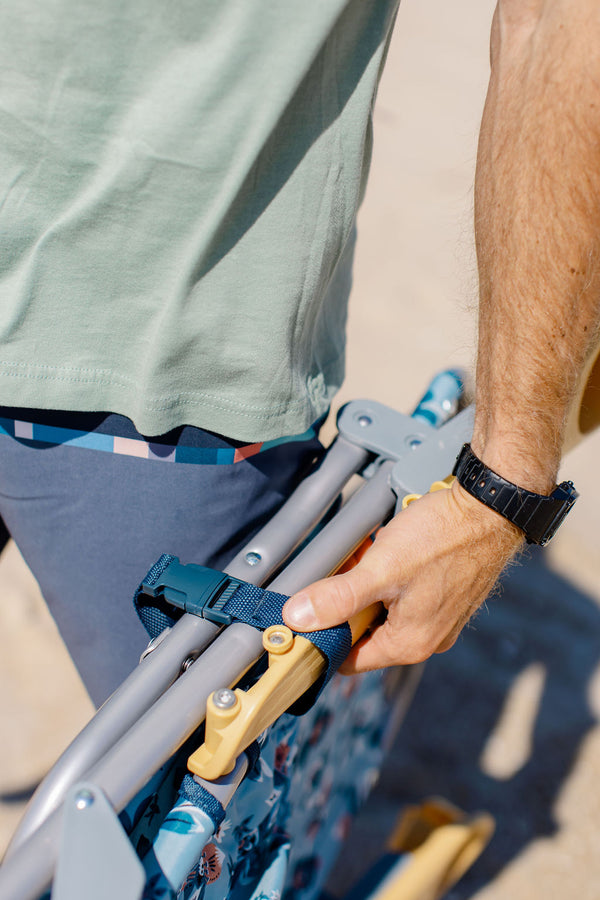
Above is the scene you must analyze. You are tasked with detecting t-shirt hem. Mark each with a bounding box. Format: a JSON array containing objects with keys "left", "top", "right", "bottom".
[{"left": 0, "top": 369, "right": 335, "bottom": 443}]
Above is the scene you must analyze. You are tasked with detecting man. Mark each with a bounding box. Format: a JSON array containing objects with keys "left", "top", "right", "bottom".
[
  {"left": 0, "top": 0, "right": 597, "bottom": 696},
  {"left": 1, "top": 0, "right": 597, "bottom": 895}
]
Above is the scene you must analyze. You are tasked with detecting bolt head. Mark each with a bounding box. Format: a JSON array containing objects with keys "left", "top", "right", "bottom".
[
  {"left": 245, "top": 551, "right": 262, "bottom": 567},
  {"left": 74, "top": 789, "right": 95, "bottom": 810},
  {"left": 182, "top": 655, "right": 197, "bottom": 672},
  {"left": 268, "top": 631, "right": 286, "bottom": 645},
  {"left": 357, "top": 415, "right": 372, "bottom": 427},
  {"left": 263, "top": 624, "right": 294, "bottom": 653},
  {"left": 213, "top": 688, "right": 238, "bottom": 710}
]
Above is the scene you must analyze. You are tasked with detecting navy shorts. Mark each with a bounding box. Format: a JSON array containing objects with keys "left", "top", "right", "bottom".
[{"left": 0, "top": 409, "right": 323, "bottom": 705}]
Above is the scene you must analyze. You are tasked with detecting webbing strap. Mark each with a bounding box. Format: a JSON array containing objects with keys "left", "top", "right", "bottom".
[
  {"left": 134, "top": 555, "right": 351, "bottom": 707},
  {"left": 177, "top": 775, "right": 226, "bottom": 831}
]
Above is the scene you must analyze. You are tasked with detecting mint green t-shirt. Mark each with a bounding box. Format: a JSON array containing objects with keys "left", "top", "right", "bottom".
[{"left": 0, "top": 0, "right": 398, "bottom": 440}]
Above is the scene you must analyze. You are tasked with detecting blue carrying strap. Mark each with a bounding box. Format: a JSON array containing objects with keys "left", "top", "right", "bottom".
[
  {"left": 134, "top": 555, "right": 352, "bottom": 711},
  {"left": 177, "top": 775, "right": 226, "bottom": 831}
]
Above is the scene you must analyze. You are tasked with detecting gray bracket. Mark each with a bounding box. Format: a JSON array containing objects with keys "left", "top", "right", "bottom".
[
  {"left": 338, "top": 398, "right": 474, "bottom": 499},
  {"left": 52, "top": 783, "right": 145, "bottom": 900},
  {"left": 337, "top": 399, "right": 435, "bottom": 461},
  {"left": 390, "top": 406, "right": 474, "bottom": 497}
]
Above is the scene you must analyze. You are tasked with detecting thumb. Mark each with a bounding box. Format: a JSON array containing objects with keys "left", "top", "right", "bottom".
[{"left": 282, "top": 564, "right": 380, "bottom": 632}]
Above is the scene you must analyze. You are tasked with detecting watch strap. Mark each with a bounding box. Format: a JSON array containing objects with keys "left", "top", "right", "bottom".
[{"left": 452, "top": 444, "right": 578, "bottom": 545}]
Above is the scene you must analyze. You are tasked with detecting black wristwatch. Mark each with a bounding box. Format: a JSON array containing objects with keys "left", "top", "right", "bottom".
[{"left": 452, "top": 443, "right": 578, "bottom": 546}]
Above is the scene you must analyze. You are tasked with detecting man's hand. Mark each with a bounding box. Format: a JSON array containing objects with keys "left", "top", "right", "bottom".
[{"left": 283, "top": 481, "right": 523, "bottom": 672}]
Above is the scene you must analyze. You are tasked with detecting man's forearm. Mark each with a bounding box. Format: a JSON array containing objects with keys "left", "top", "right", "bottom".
[
  {"left": 473, "top": 0, "right": 600, "bottom": 493},
  {"left": 283, "top": 0, "right": 600, "bottom": 669}
]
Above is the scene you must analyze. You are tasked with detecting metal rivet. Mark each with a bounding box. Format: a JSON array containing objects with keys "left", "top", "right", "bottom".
[
  {"left": 74, "top": 789, "right": 95, "bottom": 810},
  {"left": 245, "top": 551, "right": 262, "bottom": 567},
  {"left": 268, "top": 631, "right": 286, "bottom": 645},
  {"left": 213, "top": 688, "right": 237, "bottom": 710},
  {"left": 263, "top": 625, "right": 293, "bottom": 654},
  {"left": 357, "top": 415, "right": 372, "bottom": 427}
]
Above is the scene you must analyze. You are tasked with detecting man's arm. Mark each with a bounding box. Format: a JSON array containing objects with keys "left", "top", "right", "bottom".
[
  {"left": 473, "top": 0, "right": 600, "bottom": 491},
  {"left": 283, "top": 0, "right": 600, "bottom": 670}
]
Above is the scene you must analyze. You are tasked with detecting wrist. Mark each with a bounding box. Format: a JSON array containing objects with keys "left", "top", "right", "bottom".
[{"left": 470, "top": 427, "right": 560, "bottom": 495}]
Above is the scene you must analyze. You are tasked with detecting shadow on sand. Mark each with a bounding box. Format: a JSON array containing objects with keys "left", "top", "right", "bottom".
[{"left": 331, "top": 547, "right": 600, "bottom": 897}]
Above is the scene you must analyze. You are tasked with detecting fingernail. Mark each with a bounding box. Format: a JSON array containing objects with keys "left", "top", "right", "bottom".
[{"left": 284, "top": 592, "right": 318, "bottom": 630}]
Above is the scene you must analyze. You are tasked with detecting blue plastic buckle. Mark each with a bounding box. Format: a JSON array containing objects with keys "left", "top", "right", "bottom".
[{"left": 139, "top": 557, "right": 241, "bottom": 626}]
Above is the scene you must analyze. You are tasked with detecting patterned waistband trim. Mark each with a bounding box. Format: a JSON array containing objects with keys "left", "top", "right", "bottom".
[{"left": 0, "top": 417, "right": 317, "bottom": 465}]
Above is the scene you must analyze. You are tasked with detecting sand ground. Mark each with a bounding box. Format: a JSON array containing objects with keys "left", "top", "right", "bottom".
[{"left": 1, "top": 1, "right": 599, "bottom": 897}]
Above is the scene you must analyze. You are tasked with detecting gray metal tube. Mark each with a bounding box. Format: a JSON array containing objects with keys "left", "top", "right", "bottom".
[
  {"left": 225, "top": 436, "right": 370, "bottom": 583},
  {"left": 5, "top": 615, "right": 220, "bottom": 856},
  {"left": 272, "top": 460, "right": 398, "bottom": 593},
  {"left": 0, "top": 624, "right": 265, "bottom": 900},
  {"left": 88, "top": 468, "right": 396, "bottom": 814},
  {"left": 5, "top": 436, "right": 367, "bottom": 857}
]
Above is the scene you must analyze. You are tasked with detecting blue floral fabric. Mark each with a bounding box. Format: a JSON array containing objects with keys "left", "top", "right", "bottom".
[{"left": 123, "top": 668, "right": 397, "bottom": 900}]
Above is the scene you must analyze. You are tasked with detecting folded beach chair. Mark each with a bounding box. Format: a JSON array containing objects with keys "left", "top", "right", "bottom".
[{"left": 0, "top": 368, "right": 562, "bottom": 900}]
